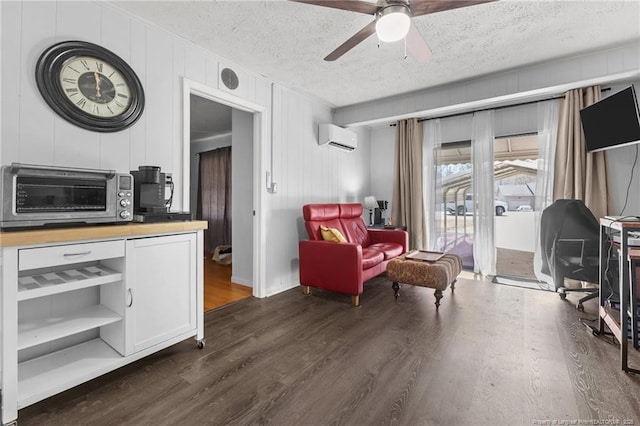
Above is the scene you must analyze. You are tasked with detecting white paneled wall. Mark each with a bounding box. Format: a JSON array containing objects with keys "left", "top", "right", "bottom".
[
  {"left": 369, "top": 126, "right": 396, "bottom": 216},
  {"left": 0, "top": 1, "right": 371, "bottom": 297},
  {"left": 0, "top": 1, "right": 269, "bottom": 213},
  {"left": 603, "top": 83, "right": 640, "bottom": 216},
  {"left": 265, "top": 85, "right": 371, "bottom": 295},
  {"left": 231, "top": 109, "right": 254, "bottom": 287}
]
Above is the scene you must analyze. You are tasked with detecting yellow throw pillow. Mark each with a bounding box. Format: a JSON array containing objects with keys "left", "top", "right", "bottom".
[{"left": 320, "top": 225, "right": 347, "bottom": 243}]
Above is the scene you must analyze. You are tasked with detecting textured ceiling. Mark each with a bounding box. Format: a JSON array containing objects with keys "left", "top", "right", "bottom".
[{"left": 112, "top": 0, "right": 640, "bottom": 108}]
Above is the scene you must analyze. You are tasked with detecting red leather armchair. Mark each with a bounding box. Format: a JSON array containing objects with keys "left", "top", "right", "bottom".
[{"left": 299, "top": 203, "right": 408, "bottom": 306}]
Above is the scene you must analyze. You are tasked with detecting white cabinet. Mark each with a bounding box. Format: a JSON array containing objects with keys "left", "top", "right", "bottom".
[
  {"left": 1, "top": 225, "right": 205, "bottom": 425},
  {"left": 125, "top": 234, "right": 197, "bottom": 354}
]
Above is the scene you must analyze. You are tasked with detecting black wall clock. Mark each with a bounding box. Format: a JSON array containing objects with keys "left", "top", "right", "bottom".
[{"left": 35, "top": 40, "right": 145, "bottom": 133}]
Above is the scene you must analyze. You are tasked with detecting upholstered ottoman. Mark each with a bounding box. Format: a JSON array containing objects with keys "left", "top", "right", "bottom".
[{"left": 386, "top": 253, "right": 463, "bottom": 309}]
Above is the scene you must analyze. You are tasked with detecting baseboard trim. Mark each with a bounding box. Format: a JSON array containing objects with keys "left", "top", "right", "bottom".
[
  {"left": 265, "top": 282, "right": 299, "bottom": 298},
  {"left": 231, "top": 275, "right": 253, "bottom": 287}
]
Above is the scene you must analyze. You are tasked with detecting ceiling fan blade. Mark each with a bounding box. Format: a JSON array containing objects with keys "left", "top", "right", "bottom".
[
  {"left": 324, "top": 20, "right": 377, "bottom": 61},
  {"left": 409, "top": 0, "right": 497, "bottom": 17},
  {"left": 406, "top": 22, "right": 432, "bottom": 63},
  {"left": 291, "top": 0, "right": 380, "bottom": 15}
]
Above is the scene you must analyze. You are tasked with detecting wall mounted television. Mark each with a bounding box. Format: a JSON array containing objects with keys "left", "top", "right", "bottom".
[{"left": 580, "top": 85, "right": 640, "bottom": 153}]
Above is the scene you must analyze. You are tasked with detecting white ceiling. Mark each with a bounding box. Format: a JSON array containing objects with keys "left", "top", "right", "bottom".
[
  {"left": 112, "top": 0, "right": 640, "bottom": 109},
  {"left": 190, "top": 94, "right": 232, "bottom": 141}
]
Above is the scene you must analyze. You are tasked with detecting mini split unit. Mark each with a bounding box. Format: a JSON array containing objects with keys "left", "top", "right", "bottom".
[{"left": 318, "top": 124, "right": 357, "bottom": 152}]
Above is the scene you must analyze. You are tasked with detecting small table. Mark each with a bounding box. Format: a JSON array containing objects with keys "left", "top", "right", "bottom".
[
  {"left": 368, "top": 224, "right": 408, "bottom": 231},
  {"left": 386, "top": 252, "right": 463, "bottom": 309},
  {"left": 598, "top": 218, "right": 640, "bottom": 374}
]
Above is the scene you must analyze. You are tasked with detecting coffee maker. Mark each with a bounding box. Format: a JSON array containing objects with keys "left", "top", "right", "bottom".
[
  {"left": 131, "top": 166, "right": 168, "bottom": 213},
  {"left": 130, "top": 166, "right": 190, "bottom": 222}
]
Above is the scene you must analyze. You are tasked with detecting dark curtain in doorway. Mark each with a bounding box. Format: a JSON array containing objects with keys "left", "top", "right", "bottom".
[{"left": 198, "top": 146, "right": 232, "bottom": 253}]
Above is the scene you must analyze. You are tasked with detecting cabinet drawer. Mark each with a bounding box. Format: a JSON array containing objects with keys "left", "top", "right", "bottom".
[{"left": 19, "top": 240, "right": 125, "bottom": 271}]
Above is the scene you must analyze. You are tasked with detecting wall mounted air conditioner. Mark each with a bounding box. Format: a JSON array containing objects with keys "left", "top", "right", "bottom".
[{"left": 318, "top": 124, "right": 357, "bottom": 152}]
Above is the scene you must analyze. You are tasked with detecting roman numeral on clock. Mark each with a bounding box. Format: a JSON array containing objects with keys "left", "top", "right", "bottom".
[
  {"left": 96, "top": 62, "right": 103, "bottom": 73},
  {"left": 80, "top": 60, "right": 90, "bottom": 71},
  {"left": 63, "top": 77, "right": 76, "bottom": 84},
  {"left": 76, "top": 98, "right": 87, "bottom": 109},
  {"left": 65, "top": 88, "right": 78, "bottom": 96}
]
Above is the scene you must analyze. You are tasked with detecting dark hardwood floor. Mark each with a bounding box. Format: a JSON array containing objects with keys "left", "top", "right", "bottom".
[{"left": 18, "top": 275, "right": 640, "bottom": 425}]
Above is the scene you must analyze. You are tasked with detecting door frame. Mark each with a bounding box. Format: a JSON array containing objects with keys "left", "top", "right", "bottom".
[{"left": 182, "top": 78, "right": 267, "bottom": 298}]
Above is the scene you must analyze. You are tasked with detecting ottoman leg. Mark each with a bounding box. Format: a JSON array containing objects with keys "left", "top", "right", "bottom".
[
  {"left": 434, "top": 289, "right": 443, "bottom": 310},
  {"left": 392, "top": 281, "right": 400, "bottom": 299},
  {"left": 451, "top": 279, "right": 456, "bottom": 292}
]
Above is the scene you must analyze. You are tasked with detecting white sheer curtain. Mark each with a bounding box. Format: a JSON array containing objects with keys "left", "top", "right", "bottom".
[
  {"left": 471, "top": 110, "right": 496, "bottom": 276},
  {"left": 423, "top": 118, "right": 442, "bottom": 251},
  {"left": 533, "top": 99, "right": 560, "bottom": 288}
]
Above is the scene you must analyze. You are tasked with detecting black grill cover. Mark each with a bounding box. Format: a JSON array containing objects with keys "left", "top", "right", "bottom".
[{"left": 540, "top": 199, "right": 600, "bottom": 290}]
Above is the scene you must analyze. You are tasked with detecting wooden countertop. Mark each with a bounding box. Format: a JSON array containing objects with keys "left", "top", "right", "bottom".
[
  {"left": 600, "top": 217, "right": 640, "bottom": 230},
  {"left": 0, "top": 221, "right": 208, "bottom": 248}
]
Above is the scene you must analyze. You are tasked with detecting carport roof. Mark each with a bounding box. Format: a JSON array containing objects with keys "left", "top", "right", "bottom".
[
  {"left": 440, "top": 160, "right": 538, "bottom": 201},
  {"left": 439, "top": 135, "right": 539, "bottom": 164}
]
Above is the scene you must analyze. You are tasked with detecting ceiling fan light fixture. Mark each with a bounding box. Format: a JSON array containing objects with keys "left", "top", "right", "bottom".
[{"left": 375, "top": 5, "right": 411, "bottom": 43}]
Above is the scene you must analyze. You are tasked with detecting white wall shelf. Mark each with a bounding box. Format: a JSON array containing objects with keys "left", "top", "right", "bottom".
[
  {"left": 17, "top": 265, "right": 122, "bottom": 301},
  {"left": 17, "top": 305, "right": 122, "bottom": 351}
]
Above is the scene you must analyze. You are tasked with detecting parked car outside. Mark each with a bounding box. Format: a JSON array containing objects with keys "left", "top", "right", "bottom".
[
  {"left": 446, "top": 194, "right": 508, "bottom": 216},
  {"left": 516, "top": 205, "right": 533, "bottom": 212}
]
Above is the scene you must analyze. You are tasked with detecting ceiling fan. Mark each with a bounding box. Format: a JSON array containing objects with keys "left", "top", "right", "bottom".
[{"left": 293, "top": 0, "right": 496, "bottom": 62}]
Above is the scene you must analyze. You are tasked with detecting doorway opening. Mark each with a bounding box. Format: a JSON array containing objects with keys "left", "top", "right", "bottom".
[
  {"left": 183, "top": 79, "right": 266, "bottom": 312},
  {"left": 434, "top": 134, "right": 542, "bottom": 288},
  {"left": 492, "top": 134, "right": 541, "bottom": 289}
]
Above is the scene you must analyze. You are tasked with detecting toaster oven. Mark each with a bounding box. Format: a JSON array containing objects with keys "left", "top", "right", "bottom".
[{"left": 0, "top": 163, "right": 133, "bottom": 229}]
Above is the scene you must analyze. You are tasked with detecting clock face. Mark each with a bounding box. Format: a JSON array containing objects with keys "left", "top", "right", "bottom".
[
  {"left": 59, "top": 56, "right": 132, "bottom": 118},
  {"left": 36, "top": 41, "right": 145, "bottom": 133}
]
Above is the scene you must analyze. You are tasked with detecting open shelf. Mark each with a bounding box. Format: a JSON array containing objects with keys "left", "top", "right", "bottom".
[
  {"left": 17, "top": 305, "right": 122, "bottom": 351},
  {"left": 17, "top": 338, "right": 123, "bottom": 408},
  {"left": 17, "top": 265, "right": 122, "bottom": 301}
]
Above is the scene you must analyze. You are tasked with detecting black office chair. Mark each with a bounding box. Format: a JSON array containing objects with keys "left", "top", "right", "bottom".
[{"left": 540, "top": 199, "right": 601, "bottom": 311}]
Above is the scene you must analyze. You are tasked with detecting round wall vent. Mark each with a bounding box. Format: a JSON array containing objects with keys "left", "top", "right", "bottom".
[{"left": 221, "top": 68, "right": 239, "bottom": 90}]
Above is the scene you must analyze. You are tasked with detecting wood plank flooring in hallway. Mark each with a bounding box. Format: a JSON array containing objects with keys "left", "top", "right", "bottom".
[
  {"left": 18, "top": 275, "right": 640, "bottom": 425},
  {"left": 204, "top": 255, "right": 252, "bottom": 311}
]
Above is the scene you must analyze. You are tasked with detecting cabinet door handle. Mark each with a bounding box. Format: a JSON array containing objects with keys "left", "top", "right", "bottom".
[
  {"left": 127, "top": 288, "right": 133, "bottom": 307},
  {"left": 63, "top": 251, "right": 92, "bottom": 258}
]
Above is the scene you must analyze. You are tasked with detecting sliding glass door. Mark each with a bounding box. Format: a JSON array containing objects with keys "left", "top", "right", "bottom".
[
  {"left": 492, "top": 135, "right": 540, "bottom": 286},
  {"left": 433, "top": 135, "right": 539, "bottom": 280},
  {"left": 434, "top": 141, "right": 475, "bottom": 269}
]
